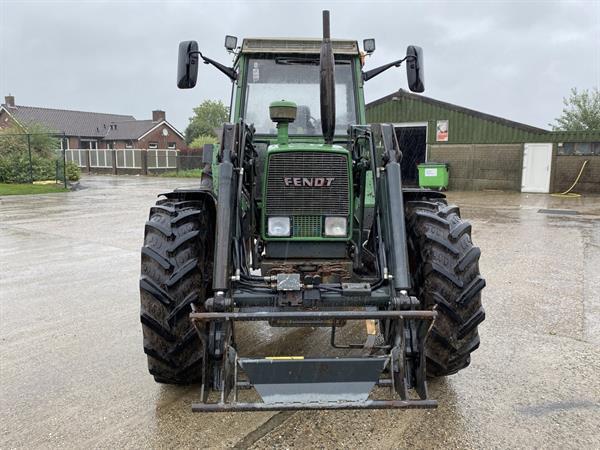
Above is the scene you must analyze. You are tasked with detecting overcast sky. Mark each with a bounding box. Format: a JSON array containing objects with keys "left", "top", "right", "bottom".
[{"left": 1, "top": 0, "right": 599, "bottom": 132}]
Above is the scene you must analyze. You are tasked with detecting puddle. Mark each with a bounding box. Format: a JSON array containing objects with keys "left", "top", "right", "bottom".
[{"left": 537, "top": 209, "right": 580, "bottom": 215}]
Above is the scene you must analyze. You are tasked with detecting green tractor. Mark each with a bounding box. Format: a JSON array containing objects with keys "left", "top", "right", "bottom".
[{"left": 140, "top": 11, "right": 485, "bottom": 411}]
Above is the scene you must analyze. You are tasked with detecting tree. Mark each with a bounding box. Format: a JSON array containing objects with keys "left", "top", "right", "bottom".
[
  {"left": 551, "top": 87, "right": 600, "bottom": 131},
  {"left": 185, "top": 100, "right": 229, "bottom": 144},
  {"left": 189, "top": 134, "right": 218, "bottom": 149},
  {"left": 0, "top": 123, "right": 59, "bottom": 158}
]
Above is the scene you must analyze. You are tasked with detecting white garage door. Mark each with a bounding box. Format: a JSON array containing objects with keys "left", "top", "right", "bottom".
[{"left": 521, "top": 143, "right": 553, "bottom": 193}]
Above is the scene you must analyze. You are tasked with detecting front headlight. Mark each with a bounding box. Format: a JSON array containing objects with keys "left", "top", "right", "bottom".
[
  {"left": 267, "top": 216, "right": 291, "bottom": 237},
  {"left": 324, "top": 216, "right": 347, "bottom": 237}
]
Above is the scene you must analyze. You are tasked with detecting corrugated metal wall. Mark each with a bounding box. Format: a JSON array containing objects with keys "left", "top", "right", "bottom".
[
  {"left": 366, "top": 92, "right": 600, "bottom": 145},
  {"left": 366, "top": 93, "right": 549, "bottom": 144},
  {"left": 547, "top": 130, "right": 600, "bottom": 142}
]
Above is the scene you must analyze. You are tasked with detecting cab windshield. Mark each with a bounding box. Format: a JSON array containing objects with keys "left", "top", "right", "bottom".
[{"left": 243, "top": 55, "right": 357, "bottom": 136}]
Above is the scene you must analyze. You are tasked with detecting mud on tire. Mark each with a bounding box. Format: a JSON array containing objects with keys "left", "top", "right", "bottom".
[
  {"left": 406, "top": 198, "right": 486, "bottom": 377},
  {"left": 140, "top": 196, "right": 214, "bottom": 384}
]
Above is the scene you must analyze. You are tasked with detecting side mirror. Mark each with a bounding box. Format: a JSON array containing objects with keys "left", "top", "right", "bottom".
[
  {"left": 406, "top": 45, "right": 424, "bottom": 93},
  {"left": 177, "top": 40, "right": 199, "bottom": 89}
]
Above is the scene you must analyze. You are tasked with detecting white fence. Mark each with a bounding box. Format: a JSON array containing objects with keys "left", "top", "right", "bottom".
[
  {"left": 64, "top": 149, "right": 180, "bottom": 171},
  {"left": 65, "top": 149, "right": 88, "bottom": 168},
  {"left": 116, "top": 149, "right": 143, "bottom": 169},
  {"left": 89, "top": 149, "right": 113, "bottom": 168},
  {"left": 147, "top": 149, "right": 178, "bottom": 169}
]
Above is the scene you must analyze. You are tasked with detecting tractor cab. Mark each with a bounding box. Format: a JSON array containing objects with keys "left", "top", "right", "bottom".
[{"left": 233, "top": 39, "right": 363, "bottom": 139}]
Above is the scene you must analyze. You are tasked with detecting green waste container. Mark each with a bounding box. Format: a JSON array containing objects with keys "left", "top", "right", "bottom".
[{"left": 418, "top": 162, "right": 449, "bottom": 190}]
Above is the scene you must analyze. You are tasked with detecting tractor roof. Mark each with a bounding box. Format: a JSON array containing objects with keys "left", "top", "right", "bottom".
[{"left": 240, "top": 38, "right": 360, "bottom": 55}]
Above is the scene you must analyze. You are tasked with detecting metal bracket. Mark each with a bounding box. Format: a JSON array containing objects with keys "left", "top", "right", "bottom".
[
  {"left": 341, "top": 282, "right": 371, "bottom": 296},
  {"left": 276, "top": 273, "right": 301, "bottom": 291},
  {"left": 204, "top": 293, "right": 233, "bottom": 312}
]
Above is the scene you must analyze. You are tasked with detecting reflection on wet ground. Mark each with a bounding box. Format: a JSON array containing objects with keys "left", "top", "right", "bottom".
[{"left": 1, "top": 176, "right": 599, "bottom": 448}]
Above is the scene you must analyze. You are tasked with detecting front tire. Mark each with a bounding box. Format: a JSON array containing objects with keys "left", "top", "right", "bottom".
[
  {"left": 140, "top": 196, "right": 214, "bottom": 384},
  {"left": 406, "top": 198, "right": 486, "bottom": 377}
]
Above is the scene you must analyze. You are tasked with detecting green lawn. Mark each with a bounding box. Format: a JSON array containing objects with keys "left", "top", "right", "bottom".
[
  {"left": 0, "top": 183, "right": 69, "bottom": 196},
  {"left": 158, "top": 169, "right": 203, "bottom": 178}
]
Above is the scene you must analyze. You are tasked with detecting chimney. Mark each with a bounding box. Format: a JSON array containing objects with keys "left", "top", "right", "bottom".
[
  {"left": 152, "top": 110, "right": 166, "bottom": 122},
  {"left": 5, "top": 95, "right": 15, "bottom": 107}
]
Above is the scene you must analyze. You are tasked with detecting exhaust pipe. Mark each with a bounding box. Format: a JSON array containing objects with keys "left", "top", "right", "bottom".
[{"left": 320, "top": 10, "right": 335, "bottom": 145}]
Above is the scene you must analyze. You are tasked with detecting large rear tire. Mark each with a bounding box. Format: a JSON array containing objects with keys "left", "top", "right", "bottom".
[
  {"left": 140, "top": 196, "right": 214, "bottom": 384},
  {"left": 406, "top": 198, "right": 486, "bottom": 377}
]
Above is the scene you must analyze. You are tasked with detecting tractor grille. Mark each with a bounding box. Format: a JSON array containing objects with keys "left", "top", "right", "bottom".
[
  {"left": 292, "top": 216, "right": 322, "bottom": 237},
  {"left": 265, "top": 152, "right": 350, "bottom": 216}
]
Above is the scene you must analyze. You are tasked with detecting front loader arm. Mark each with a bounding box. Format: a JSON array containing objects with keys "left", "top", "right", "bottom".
[
  {"left": 212, "top": 123, "right": 237, "bottom": 294},
  {"left": 372, "top": 124, "right": 412, "bottom": 291}
]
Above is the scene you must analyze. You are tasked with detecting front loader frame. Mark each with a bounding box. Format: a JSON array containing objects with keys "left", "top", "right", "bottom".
[
  {"left": 190, "top": 309, "right": 437, "bottom": 411},
  {"left": 186, "top": 121, "right": 441, "bottom": 411}
]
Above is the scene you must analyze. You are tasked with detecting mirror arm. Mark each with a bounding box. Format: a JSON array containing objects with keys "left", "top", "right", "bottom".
[
  {"left": 362, "top": 56, "right": 412, "bottom": 81},
  {"left": 191, "top": 51, "right": 238, "bottom": 81}
]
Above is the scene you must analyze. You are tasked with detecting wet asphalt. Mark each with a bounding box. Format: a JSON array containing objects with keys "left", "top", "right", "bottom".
[{"left": 1, "top": 175, "right": 599, "bottom": 449}]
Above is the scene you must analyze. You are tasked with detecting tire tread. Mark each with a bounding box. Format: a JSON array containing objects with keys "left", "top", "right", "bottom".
[
  {"left": 140, "top": 196, "right": 214, "bottom": 384},
  {"left": 406, "top": 199, "right": 485, "bottom": 377}
]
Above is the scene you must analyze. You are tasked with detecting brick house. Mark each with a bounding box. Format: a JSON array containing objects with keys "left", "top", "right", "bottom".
[
  {"left": 102, "top": 110, "right": 185, "bottom": 150},
  {"left": 0, "top": 95, "right": 185, "bottom": 149},
  {"left": 0, "top": 95, "right": 187, "bottom": 173}
]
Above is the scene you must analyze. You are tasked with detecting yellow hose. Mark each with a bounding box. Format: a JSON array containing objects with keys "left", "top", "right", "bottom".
[{"left": 551, "top": 160, "right": 589, "bottom": 198}]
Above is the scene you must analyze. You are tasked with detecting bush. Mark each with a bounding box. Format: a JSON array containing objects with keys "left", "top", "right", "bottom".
[
  {"left": 0, "top": 124, "right": 62, "bottom": 183},
  {"left": 158, "top": 168, "right": 203, "bottom": 178},
  {"left": 0, "top": 154, "right": 57, "bottom": 183},
  {"left": 65, "top": 161, "right": 81, "bottom": 182},
  {"left": 32, "top": 156, "right": 56, "bottom": 181}
]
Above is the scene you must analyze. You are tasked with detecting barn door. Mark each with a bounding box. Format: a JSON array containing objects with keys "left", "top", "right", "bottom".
[
  {"left": 521, "top": 143, "right": 552, "bottom": 193},
  {"left": 395, "top": 125, "right": 427, "bottom": 186}
]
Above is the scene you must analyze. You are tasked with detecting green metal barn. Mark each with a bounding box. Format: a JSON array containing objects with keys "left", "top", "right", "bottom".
[{"left": 366, "top": 90, "right": 600, "bottom": 193}]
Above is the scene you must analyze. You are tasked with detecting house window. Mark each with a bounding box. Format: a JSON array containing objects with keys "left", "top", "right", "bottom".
[
  {"left": 125, "top": 141, "right": 133, "bottom": 149},
  {"left": 148, "top": 142, "right": 158, "bottom": 149},
  {"left": 80, "top": 139, "right": 98, "bottom": 150},
  {"left": 575, "top": 143, "right": 592, "bottom": 155},
  {"left": 167, "top": 142, "right": 176, "bottom": 149}
]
